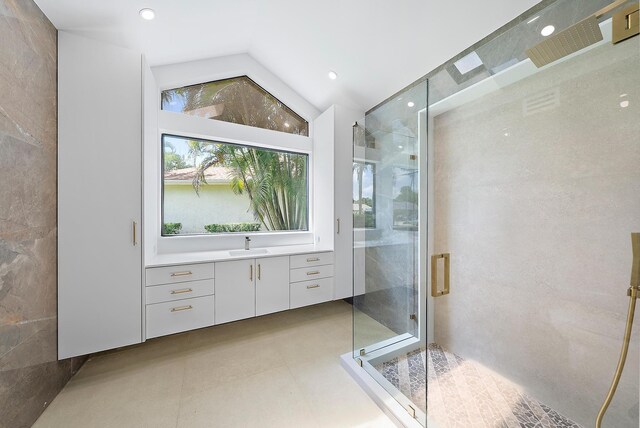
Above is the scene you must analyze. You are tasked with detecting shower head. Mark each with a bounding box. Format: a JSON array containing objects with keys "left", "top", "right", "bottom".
[
  {"left": 526, "top": 0, "right": 637, "bottom": 68},
  {"left": 526, "top": 15, "right": 603, "bottom": 67},
  {"left": 631, "top": 233, "right": 640, "bottom": 288}
]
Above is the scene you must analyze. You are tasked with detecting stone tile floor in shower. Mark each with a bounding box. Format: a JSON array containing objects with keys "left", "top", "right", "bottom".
[{"left": 375, "top": 344, "right": 582, "bottom": 428}]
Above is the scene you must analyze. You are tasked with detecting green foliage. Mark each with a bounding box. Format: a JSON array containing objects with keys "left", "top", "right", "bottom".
[
  {"left": 204, "top": 223, "right": 261, "bottom": 233},
  {"left": 195, "top": 144, "right": 308, "bottom": 232},
  {"left": 353, "top": 212, "right": 376, "bottom": 229},
  {"left": 395, "top": 186, "right": 418, "bottom": 204},
  {"left": 162, "top": 223, "right": 182, "bottom": 235}
]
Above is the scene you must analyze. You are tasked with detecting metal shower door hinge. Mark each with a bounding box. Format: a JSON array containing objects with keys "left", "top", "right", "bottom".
[
  {"left": 359, "top": 348, "right": 366, "bottom": 356},
  {"left": 409, "top": 313, "right": 417, "bottom": 320},
  {"left": 356, "top": 358, "right": 363, "bottom": 367},
  {"left": 407, "top": 405, "right": 416, "bottom": 418}
]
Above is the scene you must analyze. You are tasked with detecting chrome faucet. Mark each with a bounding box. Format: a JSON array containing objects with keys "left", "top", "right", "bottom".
[{"left": 245, "top": 236, "right": 251, "bottom": 250}]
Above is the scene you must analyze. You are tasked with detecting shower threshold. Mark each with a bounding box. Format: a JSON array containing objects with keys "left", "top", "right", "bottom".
[{"left": 342, "top": 339, "right": 583, "bottom": 428}]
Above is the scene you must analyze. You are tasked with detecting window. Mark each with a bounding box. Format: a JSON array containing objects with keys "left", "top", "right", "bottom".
[
  {"left": 392, "top": 166, "right": 418, "bottom": 231},
  {"left": 162, "top": 134, "right": 309, "bottom": 236},
  {"left": 353, "top": 161, "right": 376, "bottom": 228},
  {"left": 161, "top": 76, "right": 309, "bottom": 136}
]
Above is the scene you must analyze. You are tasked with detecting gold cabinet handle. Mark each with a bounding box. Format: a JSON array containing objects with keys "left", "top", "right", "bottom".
[
  {"left": 306, "top": 257, "right": 320, "bottom": 262},
  {"left": 171, "top": 305, "right": 193, "bottom": 312},
  {"left": 258, "top": 263, "right": 261, "bottom": 280},
  {"left": 306, "top": 284, "right": 320, "bottom": 289},
  {"left": 431, "top": 253, "right": 450, "bottom": 297},
  {"left": 170, "top": 288, "right": 193, "bottom": 295},
  {"left": 170, "top": 271, "right": 192, "bottom": 277},
  {"left": 250, "top": 264, "right": 253, "bottom": 281},
  {"left": 132, "top": 221, "right": 138, "bottom": 246},
  {"left": 307, "top": 271, "right": 320, "bottom": 276}
]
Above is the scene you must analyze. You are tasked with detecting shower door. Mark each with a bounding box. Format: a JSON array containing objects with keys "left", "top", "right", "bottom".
[
  {"left": 352, "top": 79, "right": 428, "bottom": 425},
  {"left": 427, "top": 0, "right": 640, "bottom": 427}
]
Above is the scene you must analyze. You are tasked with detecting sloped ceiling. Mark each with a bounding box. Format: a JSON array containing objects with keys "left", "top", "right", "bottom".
[{"left": 34, "top": 0, "right": 541, "bottom": 113}]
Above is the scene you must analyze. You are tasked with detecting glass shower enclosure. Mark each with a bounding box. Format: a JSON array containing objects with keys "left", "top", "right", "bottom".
[
  {"left": 352, "top": 80, "right": 428, "bottom": 426},
  {"left": 351, "top": 0, "right": 639, "bottom": 427}
]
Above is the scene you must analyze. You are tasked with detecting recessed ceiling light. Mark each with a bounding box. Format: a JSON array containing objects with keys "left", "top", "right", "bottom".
[
  {"left": 398, "top": 145, "right": 403, "bottom": 149},
  {"left": 284, "top": 122, "right": 290, "bottom": 128},
  {"left": 541, "top": 25, "right": 555, "bottom": 36},
  {"left": 407, "top": 101, "right": 415, "bottom": 107},
  {"left": 527, "top": 16, "right": 540, "bottom": 24},
  {"left": 328, "top": 71, "right": 338, "bottom": 80},
  {"left": 620, "top": 100, "right": 630, "bottom": 108},
  {"left": 139, "top": 8, "right": 155, "bottom": 20}
]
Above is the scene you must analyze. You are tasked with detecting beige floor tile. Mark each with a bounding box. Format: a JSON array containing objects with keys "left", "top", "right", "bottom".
[
  {"left": 177, "top": 365, "right": 318, "bottom": 428},
  {"left": 33, "top": 302, "right": 394, "bottom": 428}
]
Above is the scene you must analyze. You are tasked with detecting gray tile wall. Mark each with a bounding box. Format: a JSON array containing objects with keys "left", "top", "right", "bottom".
[{"left": 0, "top": 1, "right": 86, "bottom": 427}]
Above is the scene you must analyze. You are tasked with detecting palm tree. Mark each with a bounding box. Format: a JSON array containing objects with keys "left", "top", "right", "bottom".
[
  {"left": 186, "top": 140, "right": 205, "bottom": 167},
  {"left": 193, "top": 143, "right": 307, "bottom": 231}
]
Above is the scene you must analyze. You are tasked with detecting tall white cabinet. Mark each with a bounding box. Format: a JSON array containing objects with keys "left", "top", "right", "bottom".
[
  {"left": 313, "top": 105, "right": 364, "bottom": 300},
  {"left": 58, "top": 32, "right": 143, "bottom": 359}
]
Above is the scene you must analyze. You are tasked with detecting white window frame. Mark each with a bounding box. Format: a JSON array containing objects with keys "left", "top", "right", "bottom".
[{"left": 145, "top": 54, "right": 320, "bottom": 256}]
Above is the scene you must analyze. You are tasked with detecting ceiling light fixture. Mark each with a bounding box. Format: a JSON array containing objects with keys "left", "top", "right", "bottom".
[
  {"left": 541, "top": 25, "right": 555, "bottom": 36},
  {"left": 284, "top": 122, "right": 290, "bottom": 128},
  {"left": 620, "top": 100, "right": 629, "bottom": 108},
  {"left": 328, "top": 71, "right": 338, "bottom": 80},
  {"left": 407, "top": 101, "right": 415, "bottom": 107},
  {"left": 139, "top": 8, "right": 155, "bottom": 20}
]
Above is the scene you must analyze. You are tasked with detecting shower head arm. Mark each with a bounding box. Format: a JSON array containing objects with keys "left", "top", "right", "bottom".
[{"left": 595, "top": 0, "right": 631, "bottom": 18}]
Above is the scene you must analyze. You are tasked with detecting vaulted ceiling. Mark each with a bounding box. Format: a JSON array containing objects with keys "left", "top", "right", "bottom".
[{"left": 35, "top": 0, "right": 541, "bottom": 113}]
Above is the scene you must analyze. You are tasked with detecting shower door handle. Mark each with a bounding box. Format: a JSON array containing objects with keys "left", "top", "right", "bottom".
[{"left": 431, "top": 253, "right": 450, "bottom": 297}]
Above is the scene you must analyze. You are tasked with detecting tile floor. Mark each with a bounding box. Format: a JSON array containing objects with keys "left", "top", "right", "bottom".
[{"left": 34, "top": 301, "right": 396, "bottom": 428}]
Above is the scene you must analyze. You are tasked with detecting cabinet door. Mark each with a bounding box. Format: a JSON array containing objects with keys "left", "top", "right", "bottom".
[
  {"left": 58, "top": 32, "right": 142, "bottom": 359},
  {"left": 215, "top": 259, "right": 256, "bottom": 324},
  {"left": 256, "top": 256, "right": 290, "bottom": 316}
]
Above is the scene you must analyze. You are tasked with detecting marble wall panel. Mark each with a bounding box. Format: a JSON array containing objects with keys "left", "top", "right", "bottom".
[{"left": 0, "top": 1, "right": 86, "bottom": 427}]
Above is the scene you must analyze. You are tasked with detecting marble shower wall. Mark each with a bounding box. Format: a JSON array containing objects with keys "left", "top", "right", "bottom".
[
  {"left": 0, "top": 1, "right": 85, "bottom": 427},
  {"left": 433, "top": 36, "right": 640, "bottom": 427}
]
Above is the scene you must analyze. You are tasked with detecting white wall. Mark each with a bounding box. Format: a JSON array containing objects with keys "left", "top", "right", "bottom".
[{"left": 163, "top": 184, "right": 255, "bottom": 233}]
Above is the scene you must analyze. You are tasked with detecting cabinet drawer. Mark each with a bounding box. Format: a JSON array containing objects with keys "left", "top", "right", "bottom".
[
  {"left": 146, "top": 279, "right": 214, "bottom": 305},
  {"left": 146, "top": 295, "right": 214, "bottom": 339},
  {"left": 290, "top": 252, "right": 334, "bottom": 269},
  {"left": 290, "top": 264, "right": 334, "bottom": 283},
  {"left": 290, "top": 278, "right": 334, "bottom": 309},
  {"left": 146, "top": 263, "right": 214, "bottom": 286}
]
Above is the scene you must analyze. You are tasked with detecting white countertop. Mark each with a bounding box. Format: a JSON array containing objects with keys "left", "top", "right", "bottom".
[{"left": 146, "top": 244, "right": 333, "bottom": 268}]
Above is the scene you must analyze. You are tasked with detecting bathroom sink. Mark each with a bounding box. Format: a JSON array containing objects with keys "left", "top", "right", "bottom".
[{"left": 228, "top": 248, "right": 269, "bottom": 256}]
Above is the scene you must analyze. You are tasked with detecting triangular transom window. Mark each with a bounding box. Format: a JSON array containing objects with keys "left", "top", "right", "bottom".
[{"left": 161, "top": 76, "right": 309, "bottom": 136}]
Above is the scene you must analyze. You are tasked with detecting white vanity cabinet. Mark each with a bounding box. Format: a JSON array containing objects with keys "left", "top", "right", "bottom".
[
  {"left": 289, "top": 252, "right": 335, "bottom": 309},
  {"left": 214, "top": 259, "right": 257, "bottom": 324},
  {"left": 255, "top": 256, "right": 290, "bottom": 316},
  {"left": 215, "top": 256, "right": 290, "bottom": 323},
  {"left": 145, "top": 263, "right": 215, "bottom": 338}
]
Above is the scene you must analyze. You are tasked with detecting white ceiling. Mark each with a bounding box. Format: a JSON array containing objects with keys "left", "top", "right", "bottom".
[{"left": 35, "top": 0, "right": 541, "bottom": 113}]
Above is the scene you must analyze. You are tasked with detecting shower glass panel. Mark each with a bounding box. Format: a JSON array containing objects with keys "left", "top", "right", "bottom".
[
  {"left": 352, "top": 79, "right": 428, "bottom": 425},
  {"left": 427, "top": 0, "right": 640, "bottom": 427}
]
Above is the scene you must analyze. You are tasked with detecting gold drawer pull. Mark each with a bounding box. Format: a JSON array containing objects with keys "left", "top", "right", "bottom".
[
  {"left": 306, "top": 284, "right": 320, "bottom": 289},
  {"left": 307, "top": 271, "right": 320, "bottom": 276},
  {"left": 171, "top": 305, "right": 193, "bottom": 312},
  {"left": 170, "top": 288, "right": 193, "bottom": 295},
  {"left": 306, "top": 257, "right": 320, "bottom": 262},
  {"left": 171, "top": 271, "right": 192, "bottom": 277}
]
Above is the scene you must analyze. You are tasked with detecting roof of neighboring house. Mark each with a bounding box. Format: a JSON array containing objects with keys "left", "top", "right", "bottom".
[{"left": 164, "top": 166, "right": 234, "bottom": 184}]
